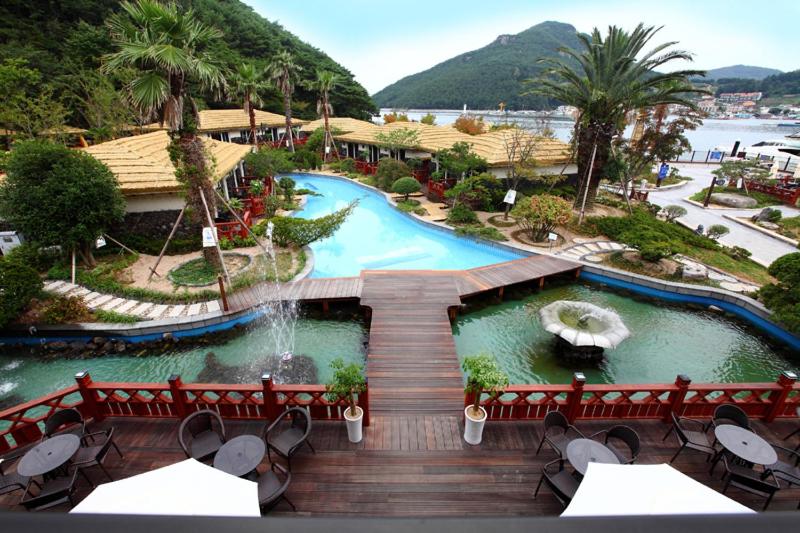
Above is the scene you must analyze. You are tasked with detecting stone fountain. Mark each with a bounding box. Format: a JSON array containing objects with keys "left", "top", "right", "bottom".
[{"left": 538, "top": 300, "right": 630, "bottom": 362}]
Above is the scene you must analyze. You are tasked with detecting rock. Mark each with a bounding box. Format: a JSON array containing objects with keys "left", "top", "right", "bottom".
[
  {"left": 69, "top": 341, "right": 85, "bottom": 351},
  {"left": 752, "top": 207, "right": 780, "bottom": 223},
  {"left": 709, "top": 193, "right": 757, "bottom": 208},
  {"left": 757, "top": 221, "right": 780, "bottom": 230},
  {"left": 162, "top": 332, "right": 174, "bottom": 342},
  {"left": 102, "top": 341, "right": 113, "bottom": 352},
  {"left": 85, "top": 342, "right": 97, "bottom": 351},
  {"left": 681, "top": 262, "right": 708, "bottom": 280},
  {"left": 46, "top": 341, "right": 68, "bottom": 351},
  {"left": 114, "top": 341, "right": 126, "bottom": 353},
  {"left": 708, "top": 305, "right": 723, "bottom": 313},
  {"left": 92, "top": 337, "right": 106, "bottom": 346}
]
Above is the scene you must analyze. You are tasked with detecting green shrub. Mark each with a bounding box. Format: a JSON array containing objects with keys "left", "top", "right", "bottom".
[
  {"left": 391, "top": 176, "right": 421, "bottom": 200},
  {"left": 42, "top": 296, "right": 90, "bottom": 324},
  {"left": 445, "top": 173, "right": 504, "bottom": 211},
  {"left": 455, "top": 224, "right": 508, "bottom": 241},
  {"left": 640, "top": 241, "right": 675, "bottom": 262},
  {"left": 325, "top": 358, "right": 366, "bottom": 416},
  {"left": 245, "top": 147, "right": 294, "bottom": 178},
  {"left": 376, "top": 158, "right": 411, "bottom": 190},
  {"left": 278, "top": 177, "right": 296, "bottom": 202},
  {"left": 725, "top": 246, "right": 752, "bottom": 260},
  {"left": 93, "top": 309, "right": 139, "bottom": 324},
  {"left": 3, "top": 242, "right": 60, "bottom": 272},
  {"left": 663, "top": 205, "right": 687, "bottom": 222},
  {"left": 291, "top": 149, "right": 321, "bottom": 170},
  {"left": 219, "top": 237, "right": 235, "bottom": 250},
  {"left": 462, "top": 354, "right": 508, "bottom": 418},
  {"left": 263, "top": 195, "right": 283, "bottom": 218},
  {"left": 511, "top": 194, "right": 572, "bottom": 242},
  {"left": 0, "top": 257, "right": 42, "bottom": 326},
  {"left": 330, "top": 158, "right": 356, "bottom": 173},
  {"left": 760, "top": 253, "right": 800, "bottom": 333},
  {"left": 270, "top": 202, "right": 356, "bottom": 247},
  {"left": 707, "top": 224, "right": 730, "bottom": 240},
  {"left": 447, "top": 202, "right": 478, "bottom": 224}
]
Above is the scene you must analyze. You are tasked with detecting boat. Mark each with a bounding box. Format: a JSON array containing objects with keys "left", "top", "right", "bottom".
[{"left": 777, "top": 122, "right": 800, "bottom": 127}]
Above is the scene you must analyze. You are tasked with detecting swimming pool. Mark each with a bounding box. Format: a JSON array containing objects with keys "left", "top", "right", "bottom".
[{"left": 288, "top": 174, "right": 524, "bottom": 278}]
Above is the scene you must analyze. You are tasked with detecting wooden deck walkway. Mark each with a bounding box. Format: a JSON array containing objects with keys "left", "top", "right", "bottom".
[{"left": 3, "top": 416, "right": 798, "bottom": 515}]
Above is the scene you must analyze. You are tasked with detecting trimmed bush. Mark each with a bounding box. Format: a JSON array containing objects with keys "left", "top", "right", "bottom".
[
  {"left": 278, "top": 177, "right": 296, "bottom": 202},
  {"left": 391, "top": 177, "right": 421, "bottom": 201},
  {"left": 760, "top": 252, "right": 800, "bottom": 333},
  {"left": 41, "top": 296, "right": 91, "bottom": 324},
  {"left": 376, "top": 158, "right": 411, "bottom": 191},
  {"left": 269, "top": 201, "right": 357, "bottom": 247},
  {"left": 663, "top": 205, "right": 687, "bottom": 222},
  {"left": 511, "top": 194, "right": 572, "bottom": 242},
  {"left": 0, "top": 257, "right": 42, "bottom": 326},
  {"left": 707, "top": 224, "right": 730, "bottom": 240},
  {"left": 447, "top": 202, "right": 478, "bottom": 224}
]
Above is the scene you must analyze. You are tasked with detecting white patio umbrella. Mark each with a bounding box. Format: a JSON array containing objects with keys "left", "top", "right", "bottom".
[
  {"left": 561, "top": 463, "right": 755, "bottom": 517},
  {"left": 70, "top": 459, "right": 259, "bottom": 517}
]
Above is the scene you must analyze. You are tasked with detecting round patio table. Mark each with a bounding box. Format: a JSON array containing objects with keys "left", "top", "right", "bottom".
[
  {"left": 213, "top": 435, "right": 265, "bottom": 478},
  {"left": 17, "top": 434, "right": 80, "bottom": 478},
  {"left": 566, "top": 438, "right": 620, "bottom": 475},
  {"left": 714, "top": 424, "right": 777, "bottom": 466}
]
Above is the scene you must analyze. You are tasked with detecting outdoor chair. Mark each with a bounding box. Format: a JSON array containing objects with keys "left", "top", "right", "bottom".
[
  {"left": 590, "top": 425, "right": 640, "bottom": 464},
  {"left": 257, "top": 462, "right": 295, "bottom": 513},
  {"left": 704, "top": 404, "right": 751, "bottom": 435},
  {"left": 720, "top": 454, "right": 781, "bottom": 510},
  {"left": 536, "top": 411, "right": 585, "bottom": 459},
  {"left": 783, "top": 407, "right": 800, "bottom": 440},
  {"left": 178, "top": 409, "right": 226, "bottom": 462},
  {"left": 0, "top": 453, "right": 39, "bottom": 497},
  {"left": 71, "top": 426, "right": 124, "bottom": 487},
  {"left": 533, "top": 458, "right": 581, "bottom": 508},
  {"left": 43, "top": 408, "right": 86, "bottom": 440},
  {"left": 662, "top": 412, "right": 717, "bottom": 464},
  {"left": 20, "top": 469, "right": 79, "bottom": 511},
  {"left": 767, "top": 443, "right": 800, "bottom": 490},
  {"left": 262, "top": 407, "right": 314, "bottom": 471}
]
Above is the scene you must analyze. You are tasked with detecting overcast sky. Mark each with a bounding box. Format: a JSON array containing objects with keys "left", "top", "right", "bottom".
[{"left": 244, "top": 0, "right": 799, "bottom": 94}]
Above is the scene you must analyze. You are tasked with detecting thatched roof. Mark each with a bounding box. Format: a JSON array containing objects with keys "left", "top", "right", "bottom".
[
  {"left": 333, "top": 122, "right": 571, "bottom": 166},
  {"left": 40, "top": 126, "right": 88, "bottom": 136},
  {"left": 83, "top": 130, "right": 251, "bottom": 195},
  {"left": 299, "top": 117, "right": 379, "bottom": 135},
  {"left": 196, "top": 109, "right": 306, "bottom": 132}
]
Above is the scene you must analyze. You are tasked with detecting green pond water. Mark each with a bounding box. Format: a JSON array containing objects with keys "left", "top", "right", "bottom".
[
  {"left": 453, "top": 284, "right": 799, "bottom": 385},
  {"left": 0, "top": 317, "right": 367, "bottom": 408}
]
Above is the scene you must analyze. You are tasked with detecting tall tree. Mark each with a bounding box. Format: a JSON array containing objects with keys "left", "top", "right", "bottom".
[
  {"left": 528, "top": 24, "right": 706, "bottom": 208},
  {"left": 102, "top": 0, "right": 227, "bottom": 268},
  {"left": 310, "top": 69, "right": 340, "bottom": 161},
  {"left": 234, "top": 62, "right": 269, "bottom": 146},
  {"left": 266, "top": 50, "right": 302, "bottom": 152}
]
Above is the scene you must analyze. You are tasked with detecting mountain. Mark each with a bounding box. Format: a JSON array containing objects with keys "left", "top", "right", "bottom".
[
  {"left": 0, "top": 0, "right": 377, "bottom": 121},
  {"left": 372, "top": 21, "right": 583, "bottom": 110},
  {"left": 711, "top": 70, "right": 800, "bottom": 97},
  {"left": 702, "top": 65, "right": 783, "bottom": 81}
]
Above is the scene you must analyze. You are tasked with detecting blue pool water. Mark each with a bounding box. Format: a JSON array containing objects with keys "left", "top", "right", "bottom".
[{"left": 288, "top": 174, "right": 525, "bottom": 278}]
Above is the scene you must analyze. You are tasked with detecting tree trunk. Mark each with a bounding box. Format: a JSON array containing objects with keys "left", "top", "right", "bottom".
[
  {"left": 323, "top": 101, "right": 331, "bottom": 161},
  {"left": 573, "top": 125, "right": 612, "bottom": 210},
  {"left": 247, "top": 97, "right": 257, "bottom": 147},
  {"left": 283, "top": 91, "right": 294, "bottom": 152}
]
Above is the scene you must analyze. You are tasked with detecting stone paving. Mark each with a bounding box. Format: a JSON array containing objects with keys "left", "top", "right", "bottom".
[{"left": 42, "top": 280, "right": 218, "bottom": 321}]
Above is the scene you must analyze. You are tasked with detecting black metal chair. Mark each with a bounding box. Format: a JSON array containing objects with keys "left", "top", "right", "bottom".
[
  {"left": 71, "top": 427, "right": 123, "bottom": 486},
  {"left": 720, "top": 454, "right": 781, "bottom": 511},
  {"left": 533, "top": 458, "right": 581, "bottom": 508},
  {"left": 20, "top": 469, "right": 79, "bottom": 511},
  {"left": 783, "top": 406, "right": 800, "bottom": 440},
  {"left": 662, "top": 412, "right": 717, "bottom": 463},
  {"left": 767, "top": 443, "right": 800, "bottom": 490},
  {"left": 43, "top": 408, "right": 86, "bottom": 440},
  {"left": 257, "top": 462, "right": 295, "bottom": 513},
  {"left": 705, "top": 404, "right": 751, "bottom": 434},
  {"left": 262, "top": 407, "right": 314, "bottom": 471},
  {"left": 536, "top": 411, "right": 585, "bottom": 459},
  {"left": 0, "top": 454, "right": 39, "bottom": 497},
  {"left": 178, "top": 410, "right": 226, "bottom": 462},
  {"left": 591, "top": 425, "right": 640, "bottom": 464}
]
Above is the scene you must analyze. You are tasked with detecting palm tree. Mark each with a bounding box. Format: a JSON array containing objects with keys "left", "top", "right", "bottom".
[
  {"left": 266, "top": 50, "right": 302, "bottom": 152},
  {"left": 528, "top": 24, "right": 706, "bottom": 208},
  {"left": 103, "top": 0, "right": 227, "bottom": 269},
  {"left": 311, "top": 69, "right": 340, "bottom": 161},
  {"left": 234, "top": 62, "right": 270, "bottom": 146}
]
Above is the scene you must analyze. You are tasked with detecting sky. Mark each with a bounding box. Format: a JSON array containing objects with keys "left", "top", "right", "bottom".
[{"left": 244, "top": 0, "right": 799, "bottom": 95}]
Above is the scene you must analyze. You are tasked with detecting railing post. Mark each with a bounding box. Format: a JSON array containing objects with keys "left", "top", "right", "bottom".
[
  {"left": 75, "top": 371, "right": 105, "bottom": 422},
  {"left": 168, "top": 374, "right": 188, "bottom": 419},
  {"left": 565, "top": 372, "right": 586, "bottom": 423},
  {"left": 765, "top": 371, "right": 797, "bottom": 422},
  {"left": 361, "top": 378, "right": 370, "bottom": 427},
  {"left": 261, "top": 373, "right": 280, "bottom": 422},
  {"left": 664, "top": 374, "right": 692, "bottom": 422}
]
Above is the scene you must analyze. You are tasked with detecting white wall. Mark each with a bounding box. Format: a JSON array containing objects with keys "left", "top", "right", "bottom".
[
  {"left": 125, "top": 193, "right": 185, "bottom": 213},
  {"left": 488, "top": 164, "right": 577, "bottom": 181}
]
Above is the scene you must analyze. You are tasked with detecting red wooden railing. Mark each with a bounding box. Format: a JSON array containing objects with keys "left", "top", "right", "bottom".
[
  {"left": 355, "top": 160, "right": 378, "bottom": 175},
  {"left": 428, "top": 180, "right": 447, "bottom": 202},
  {"left": 0, "top": 372, "right": 370, "bottom": 452},
  {"left": 412, "top": 169, "right": 429, "bottom": 184},
  {"left": 466, "top": 372, "right": 799, "bottom": 423},
  {"left": 216, "top": 210, "right": 252, "bottom": 240},
  {"left": 268, "top": 137, "right": 307, "bottom": 149},
  {"left": 744, "top": 180, "right": 800, "bottom": 206}
]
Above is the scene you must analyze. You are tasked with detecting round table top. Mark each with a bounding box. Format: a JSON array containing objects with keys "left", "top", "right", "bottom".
[
  {"left": 566, "top": 438, "right": 620, "bottom": 475},
  {"left": 714, "top": 424, "right": 777, "bottom": 465},
  {"left": 17, "top": 434, "right": 81, "bottom": 478},
  {"left": 213, "top": 435, "right": 265, "bottom": 477}
]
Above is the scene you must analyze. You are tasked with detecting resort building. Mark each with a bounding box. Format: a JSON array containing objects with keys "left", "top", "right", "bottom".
[
  {"left": 196, "top": 108, "right": 307, "bottom": 145},
  {"left": 83, "top": 130, "right": 252, "bottom": 213}
]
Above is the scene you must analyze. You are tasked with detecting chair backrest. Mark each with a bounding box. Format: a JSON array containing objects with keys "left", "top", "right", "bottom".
[
  {"left": 95, "top": 427, "right": 116, "bottom": 462},
  {"left": 713, "top": 404, "right": 750, "bottom": 430},
  {"left": 670, "top": 412, "right": 689, "bottom": 445},
  {"left": 288, "top": 407, "right": 311, "bottom": 435},
  {"left": 542, "top": 461, "right": 576, "bottom": 507},
  {"left": 543, "top": 410, "right": 569, "bottom": 434},
  {"left": 44, "top": 408, "right": 84, "bottom": 438},
  {"left": 607, "top": 425, "right": 640, "bottom": 459},
  {"left": 178, "top": 410, "right": 225, "bottom": 456}
]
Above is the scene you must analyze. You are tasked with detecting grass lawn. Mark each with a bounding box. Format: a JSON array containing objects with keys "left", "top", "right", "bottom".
[
  {"left": 684, "top": 246, "right": 774, "bottom": 286},
  {"left": 689, "top": 186, "right": 780, "bottom": 208},
  {"left": 168, "top": 257, "right": 218, "bottom": 286},
  {"left": 641, "top": 171, "right": 691, "bottom": 187},
  {"left": 777, "top": 215, "right": 800, "bottom": 240},
  {"left": 396, "top": 199, "right": 428, "bottom": 216}
]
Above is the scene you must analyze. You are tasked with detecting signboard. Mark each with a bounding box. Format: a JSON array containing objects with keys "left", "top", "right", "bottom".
[
  {"left": 547, "top": 232, "right": 558, "bottom": 242},
  {"left": 709, "top": 151, "right": 722, "bottom": 161},
  {"left": 503, "top": 189, "right": 517, "bottom": 205},
  {"left": 95, "top": 236, "right": 106, "bottom": 249},
  {"left": 202, "top": 227, "right": 217, "bottom": 248},
  {"left": 657, "top": 163, "right": 669, "bottom": 180}
]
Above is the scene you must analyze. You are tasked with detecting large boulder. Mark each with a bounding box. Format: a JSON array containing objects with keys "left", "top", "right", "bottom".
[{"left": 709, "top": 193, "right": 757, "bottom": 208}]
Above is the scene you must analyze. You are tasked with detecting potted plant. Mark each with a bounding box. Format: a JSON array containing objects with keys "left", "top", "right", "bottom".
[
  {"left": 462, "top": 354, "right": 508, "bottom": 445},
  {"left": 249, "top": 179, "right": 265, "bottom": 197},
  {"left": 326, "top": 358, "right": 367, "bottom": 443}
]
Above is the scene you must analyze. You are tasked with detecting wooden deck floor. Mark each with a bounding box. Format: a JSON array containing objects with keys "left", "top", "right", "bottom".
[{"left": 2, "top": 417, "right": 798, "bottom": 515}]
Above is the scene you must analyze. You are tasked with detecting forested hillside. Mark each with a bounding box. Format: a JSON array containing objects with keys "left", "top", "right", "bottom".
[
  {"left": 701, "top": 65, "right": 782, "bottom": 81},
  {"left": 372, "top": 21, "right": 583, "bottom": 110},
  {"left": 0, "top": 0, "right": 376, "bottom": 125},
  {"left": 711, "top": 70, "right": 800, "bottom": 97}
]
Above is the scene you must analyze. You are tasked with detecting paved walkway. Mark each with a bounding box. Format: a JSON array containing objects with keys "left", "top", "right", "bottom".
[{"left": 646, "top": 164, "right": 799, "bottom": 266}]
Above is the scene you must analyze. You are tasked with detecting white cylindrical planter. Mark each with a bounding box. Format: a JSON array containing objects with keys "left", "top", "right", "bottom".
[
  {"left": 463, "top": 406, "right": 487, "bottom": 445},
  {"left": 344, "top": 406, "right": 364, "bottom": 443}
]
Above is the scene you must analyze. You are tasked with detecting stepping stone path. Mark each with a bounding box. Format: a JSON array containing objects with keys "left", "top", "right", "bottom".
[
  {"left": 555, "top": 240, "right": 629, "bottom": 261},
  {"left": 42, "top": 280, "right": 222, "bottom": 322}
]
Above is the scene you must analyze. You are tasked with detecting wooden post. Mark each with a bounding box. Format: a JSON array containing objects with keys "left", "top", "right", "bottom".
[
  {"left": 322, "top": 300, "right": 329, "bottom": 314},
  {"left": 538, "top": 277, "right": 545, "bottom": 289},
  {"left": 664, "top": 374, "right": 692, "bottom": 422},
  {"left": 261, "top": 373, "right": 280, "bottom": 422},
  {"left": 497, "top": 286, "right": 504, "bottom": 301},
  {"left": 148, "top": 207, "right": 185, "bottom": 281},
  {"left": 765, "top": 371, "right": 797, "bottom": 422},
  {"left": 565, "top": 372, "right": 586, "bottom": 423},
  {"left": 75, "top": 371, "right": 105, "bottom": 423},
  {"left": 217, "top": 275, "right": 229, "bottom": 312},
  {"left": 574, "top": 268, "right": 581, "bottom": 280},
  {"left": 168, "top": 374, "right": 188, "bottom": 419},
  {"left": 361, "top": 378, "right": 370, "bottom": 427}
]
